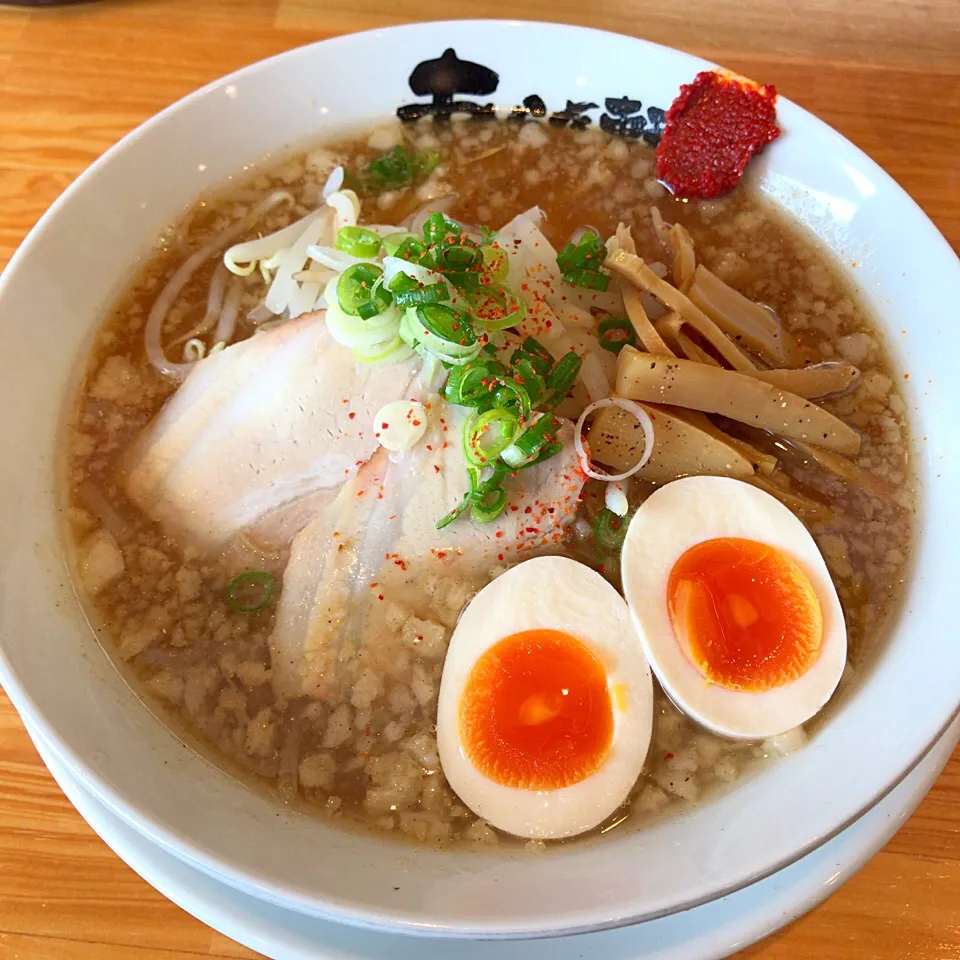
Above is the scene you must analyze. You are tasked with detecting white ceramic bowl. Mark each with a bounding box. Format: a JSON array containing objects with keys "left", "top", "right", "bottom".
[{"left": 0, "top": 19, "right": 958, "bottom": 940}]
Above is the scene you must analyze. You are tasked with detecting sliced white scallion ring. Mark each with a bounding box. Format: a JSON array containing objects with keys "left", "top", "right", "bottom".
[
  {"left": 325, "top": 298, "right": 401, "bottom": 349},
  {"left": 374, "top": 400, "right": 429, "bottom": 452},
  {"left": 574, "top": 398, "right": 654, "bottom": 482},
  {"left": 605, "top": 479, "right": 630, "bottom": 517},
  {"left": 355, "top": 336, "right": 415, "bottom": 365}
]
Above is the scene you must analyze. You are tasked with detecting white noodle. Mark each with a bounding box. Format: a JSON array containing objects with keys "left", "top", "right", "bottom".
[
  {"left": 574, "top": 398, "right": 655, "bottom": 482},
  {"left": 144, "top": 190, "right": 293, "bottom": 379}
]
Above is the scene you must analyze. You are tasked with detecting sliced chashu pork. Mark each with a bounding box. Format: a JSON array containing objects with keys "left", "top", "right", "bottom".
[
  {"left": 269, "top": 400, "right": 586, "bottom": 700},
  {"left": 124, "top": 311, "right": 419, "bottom": 548}
]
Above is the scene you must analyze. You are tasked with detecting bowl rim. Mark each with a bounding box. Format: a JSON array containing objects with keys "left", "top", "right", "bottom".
[{"left": 1, "top": 17, "right": 959, "bottom": 939}]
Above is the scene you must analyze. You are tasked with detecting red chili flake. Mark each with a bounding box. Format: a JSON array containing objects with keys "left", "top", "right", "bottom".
[
  {"left": 381, "top": 422, "right": 390, "bottom": 429},
  {"left": 655, "top": 70, "right": 780, "bottom": 200},
  {"left": 497, "top": 553, "right": 505, "bottom": 561},
  {"left": 524, "top": 505, "right": 532, "bottom": 514},
  {"left": 433, "top": 464, "right": 440, "bottom": 473},
  {"left": 348, "top": 411, "right": 356, "bottom": 420},
  {"left": 388, "top": 514, "right": 397, "bottom": 520},
  {"left": 337, "top": 543, "right": 345, "bottom": 552},
  {"left": 665, "top": 752, "right": 675, "bottom": 760},
  {"left": 525, "top": 526, "right": 538, "bottom": 534},
  {"left": 437, "top": 551, "right": 447, "bottom": 559},
  {"left": 377, "top": 594, "right": 384, "bottom": 601},
  {"left": 426, "top": 444, "right": 434, "bottom": 451},
  {"left": 412, "top": 419, "right": 422, "bottom": 427},
  {"left": 333, "top": 531, "right": 340, "bottom": 537}
]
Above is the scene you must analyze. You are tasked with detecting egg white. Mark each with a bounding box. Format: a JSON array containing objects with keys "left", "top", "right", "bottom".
[
  {"left": 436, "top": 556, "right": 653, "bottom": 840},
  {"left": 621, "top": 476, "right": 847, "bottom": 740}
]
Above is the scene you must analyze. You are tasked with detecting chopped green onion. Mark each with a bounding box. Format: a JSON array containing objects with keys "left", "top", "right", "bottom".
[
  {"left": 438, "top": 243, "right": 483, "bottom": 272},
  {"left": 469, "top": 284, "right": 527, "bottom": 331},
  {"left": 556, "top": 230, "right": 610, "bottom": 291},
  {"left": 472, "top": 464, "right": 508, "bottom": 523},
  {"left": 598, "top": 316, "right": 638, "bottom": 353},
  {"left": 444, "top": 362, "right": 495, "bottom": 407},
  {"left": 227, "top": 571, "right": 275, "bottom": 613},
  {"left": 416, "top": 303, "right": 477, "bottom": 348},
  {"left": 388, "top": 272, "right": 449, "bottom": 308},
  {"left": 464, "top": 408, "right": 520, "bottom": 466},
  {"left": 594, "top": 508, "right": 630, "bottom": 555},
  {"left": 335, "top": 225, "right": 382, "bottom": 258},
  {"left": 437, "top": 467, "right": 479, "bottom": 530},
  {"left": 543, "top": 351, "right": 583, "bottom": 409},
  {"left": 395, "top": 236, "right": 431, "bottom": 265},
  {"left": 522, "top": 440, "right": 564, "bottom": 468},
  {"left": 424, "top": 211, "right": 461, "bottom": 245},
  {"left": 383, "top": 231, "right": 417, "bottom": 257},
  {"left": 521, "top": 337, "right": 555, "bottom": 372},
  {"left": 367, "top": 145, "right": 413, "bottom": 188},
  {"left": 508, "top": 356, "right": 546, "bottom": 407},
  {"left": 565, "top": 267, "right": 610, "bottom": 292},
  {"left": 481, "top": 243, "right": 509, "bottom": 282},
  {"left": 501, "top": 413, "right": 562, "bottom": 468},
  {"left": 361, "top": 145, "right": 440, "bottom": 192},
  {"left": 491, "top": 378, "right": 532, "bottom": 420},
  {"left": 338, "top": 263, "right": 392, "bottom": 318}
]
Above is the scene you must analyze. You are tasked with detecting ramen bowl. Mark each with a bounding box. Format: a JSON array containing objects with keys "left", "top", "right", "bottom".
[{"left": 0, "top": 19, "right": 958, "bottom": 939}]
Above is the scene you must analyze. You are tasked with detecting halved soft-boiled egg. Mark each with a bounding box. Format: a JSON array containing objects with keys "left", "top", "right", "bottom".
[
  {"left": 621, "top": 476, "right": 846, "bottom": 739},
  {"left": 437, "top": 556, "right": 653, "bottom": 839}
]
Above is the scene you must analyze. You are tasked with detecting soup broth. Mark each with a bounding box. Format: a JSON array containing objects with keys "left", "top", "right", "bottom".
[{"left": 63, "top": 117, "right": 914, "bottom": 847}]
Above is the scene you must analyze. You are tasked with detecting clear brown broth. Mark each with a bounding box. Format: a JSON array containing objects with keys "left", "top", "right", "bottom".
[{"left": 63, "top": 118, "right": 915, "bottom": 849}]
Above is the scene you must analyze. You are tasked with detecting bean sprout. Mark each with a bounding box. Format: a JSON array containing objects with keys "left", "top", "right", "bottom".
[{"left": 144, "top": 190, "right": 293, "bottom": 379}]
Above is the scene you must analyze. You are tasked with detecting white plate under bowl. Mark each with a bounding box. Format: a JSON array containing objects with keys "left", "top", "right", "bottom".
[
  {"left": 27, "top": 714, "right": 960, "bottom": 960},
  {"left": 1, "top": 18, "right": 959, "bottom": 941}
]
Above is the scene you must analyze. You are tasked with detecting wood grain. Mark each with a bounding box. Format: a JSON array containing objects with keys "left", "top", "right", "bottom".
[{"left": 0, "top": 1, "right": 958, "bottom": 958}]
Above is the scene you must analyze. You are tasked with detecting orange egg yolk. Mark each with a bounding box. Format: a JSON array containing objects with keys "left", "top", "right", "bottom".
[
  {"left": 667, "top": 537, "right": 823, "bottom": 692},
  {"left": 458, "top": 629, "right": 614, "bottom": 791}
]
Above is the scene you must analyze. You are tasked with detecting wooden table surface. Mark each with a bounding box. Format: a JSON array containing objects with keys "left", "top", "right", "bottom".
[{"left": 1, "top": 1, "right": 958, "bottom": 957}]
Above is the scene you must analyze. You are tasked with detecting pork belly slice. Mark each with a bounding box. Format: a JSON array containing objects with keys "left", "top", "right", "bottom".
[
  {"left": 124, "top": 311, "right": 419, "bottom": 548},
  {"left": 269, "top": 400, "right": 586, "bottom": 701}
]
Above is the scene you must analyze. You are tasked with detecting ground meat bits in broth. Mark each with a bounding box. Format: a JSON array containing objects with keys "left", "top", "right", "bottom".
[{"left": 64, "top": 118, "right": 914, "bottom": 848}]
